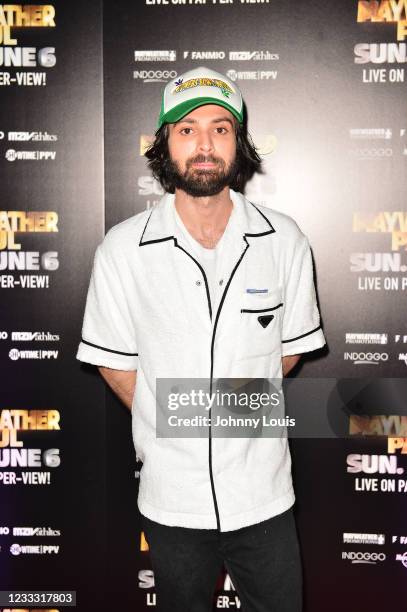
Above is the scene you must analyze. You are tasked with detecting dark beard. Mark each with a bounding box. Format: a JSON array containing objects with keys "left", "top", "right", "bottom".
[{"left": 166, "top": 153, "right": 239, "bottom": 197}]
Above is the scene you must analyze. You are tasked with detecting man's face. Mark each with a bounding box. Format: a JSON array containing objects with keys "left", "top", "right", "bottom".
[{"left": 166, "top": 104, "right": 238, "bottom": 197}]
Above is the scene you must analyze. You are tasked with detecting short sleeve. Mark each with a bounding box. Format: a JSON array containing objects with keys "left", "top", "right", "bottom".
[
  {"left": 281, "top": 234, "right": 326, "bottom": 357},
  {"left": 76, "top": 243, "right": 139, "bottom": 370}
]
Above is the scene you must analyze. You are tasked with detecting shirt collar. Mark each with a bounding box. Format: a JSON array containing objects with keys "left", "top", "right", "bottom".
[{"left": 139, "top": 189, "right": 275, "bottom": 247}]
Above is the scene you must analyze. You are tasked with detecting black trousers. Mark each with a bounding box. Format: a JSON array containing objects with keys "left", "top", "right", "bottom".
[{"left": 140, "top": 507, "right": 302, "bottom": 612}]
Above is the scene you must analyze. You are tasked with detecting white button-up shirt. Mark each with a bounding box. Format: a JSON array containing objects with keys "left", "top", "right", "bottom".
[{"left": 76, "top": 189, "right": 326, "bottom": 531}]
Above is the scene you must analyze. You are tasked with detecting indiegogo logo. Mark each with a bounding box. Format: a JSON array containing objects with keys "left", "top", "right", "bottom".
[
  {"left": 132, "top": 70, "right": 177, "bottom": 83},
  {"left": 342, "top": 551, "right": 386, "bottom": 564},
  {"left": 344, "top": 351, "right": 388, "bottom": 365}
]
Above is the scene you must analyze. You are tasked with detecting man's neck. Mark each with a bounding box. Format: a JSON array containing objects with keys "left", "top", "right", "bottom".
[{"left": 174, "top": 186, "right": 234, "bottom": 249}]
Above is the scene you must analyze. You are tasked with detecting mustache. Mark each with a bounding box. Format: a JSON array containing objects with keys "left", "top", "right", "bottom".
[{"left": 186, "top": 154, "right": 225, "bottom": 169}]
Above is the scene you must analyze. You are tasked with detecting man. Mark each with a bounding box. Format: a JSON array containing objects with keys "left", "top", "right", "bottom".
[{"left": 76, "top": 66, "right": 326, "bottom": 611}]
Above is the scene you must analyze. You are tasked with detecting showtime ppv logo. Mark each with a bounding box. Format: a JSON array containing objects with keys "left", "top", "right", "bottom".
[
  {"left": 9, "top": 348, "right": 58, "bottom": 360},
  {"left": 6, "top": 149, "right": 56, "bottom": 161},
  {"left": 226, "top": 69, "right": 277, "bottom": 81},
  {"left": 10, "top": 543, "right": 59, "bottom": 555}
]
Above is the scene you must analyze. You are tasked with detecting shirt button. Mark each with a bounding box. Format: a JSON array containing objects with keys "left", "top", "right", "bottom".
[
  {"left": 196, "top": 280, "right": 201, "bottom": 286},
  {"left": 219, "top": 279, "right": 224, "bottom": 286}
]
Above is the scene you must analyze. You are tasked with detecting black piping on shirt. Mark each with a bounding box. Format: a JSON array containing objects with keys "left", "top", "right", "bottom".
[
  {"left": 173, "top": 239, "right": 212, "bottom": 320},
  {"left": 81, "top": 338, "right": 138, "bottom": 357},
  {"left": 138, "top": 199, "right": 276, "bottom": 531},
  {"left": 241, "top": 303, "right": 283, "bottom": 314},
  {"left": 282, "top": 325, "right": 321, "bottom": 344}
]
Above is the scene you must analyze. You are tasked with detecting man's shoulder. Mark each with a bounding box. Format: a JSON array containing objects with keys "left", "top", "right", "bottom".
[
  {"left": 248, "top": 200, "right": 306, "bottom": 243},
  {"left": 99, "top": 208, "right": 151, "bottom": 253}
]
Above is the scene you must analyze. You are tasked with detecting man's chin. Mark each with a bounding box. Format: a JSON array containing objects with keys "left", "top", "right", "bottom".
[
  {"left": 180, "top": 183, "right": 227, "bottom": 198},
  {"left": 177, "top": 172, "right": 229, "bottom": 197}
]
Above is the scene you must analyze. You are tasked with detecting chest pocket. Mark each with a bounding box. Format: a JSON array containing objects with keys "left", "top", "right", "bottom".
[{"left": 238, "top": 288, "right": 283, "bottom": 359}]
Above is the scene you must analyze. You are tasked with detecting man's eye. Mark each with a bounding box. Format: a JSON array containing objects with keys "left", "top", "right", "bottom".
[
  {"left": 215, "top": 127, "right": 228, "bottom": 134},
  {"left": 180, "top": 127, "right": 193, "bottom": 135}
]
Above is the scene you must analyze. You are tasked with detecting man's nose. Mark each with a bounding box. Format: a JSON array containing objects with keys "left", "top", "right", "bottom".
[{"left": 196, "top": 130, "right": 214, "bottom": 152}]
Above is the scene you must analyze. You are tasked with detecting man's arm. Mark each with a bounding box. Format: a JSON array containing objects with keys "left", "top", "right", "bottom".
[
  {"left": 282, "top": 355, "right": 300, "bottom": 376},
  {"left": 98, "top": 367, "right": 137, "bottom": 412},
  {"left": 97, "top": 357, "right": 298, "bottom": 409}
]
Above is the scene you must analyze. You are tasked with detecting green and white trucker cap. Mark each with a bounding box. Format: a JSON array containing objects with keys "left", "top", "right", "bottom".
[{"left": 158, "top": 66, "right": 244, "bottom": 128}]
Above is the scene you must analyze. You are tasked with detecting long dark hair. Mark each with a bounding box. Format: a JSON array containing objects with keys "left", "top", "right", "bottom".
[{"left": 144, "top": 118, "right": 262, "bottom": 194}]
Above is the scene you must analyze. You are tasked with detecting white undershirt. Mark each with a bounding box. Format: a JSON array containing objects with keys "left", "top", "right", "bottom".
[{"left": 173, "top": 202, "right": 235, "bottom": 311}]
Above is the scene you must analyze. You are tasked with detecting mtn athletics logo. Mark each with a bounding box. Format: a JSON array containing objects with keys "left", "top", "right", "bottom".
[
  {"left": 173, "top": 77, "right": 234, "bottom": 98},
  {"left": 8, "top": 131, "right": 57, "bottom": 142},
  {"left": 229, "top": 51, "right": 279, "bottom": 61},
  {"left": 13, "top": 526, "right": 60, "bottom": 536},
  {"left": 11, "top": 331, "right": 59, "bottom": 341}
]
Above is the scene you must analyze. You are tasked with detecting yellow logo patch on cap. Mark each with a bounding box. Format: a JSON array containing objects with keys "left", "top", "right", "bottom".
[{"left": 173, "top": 77, "right": 234, "bottom": 98}]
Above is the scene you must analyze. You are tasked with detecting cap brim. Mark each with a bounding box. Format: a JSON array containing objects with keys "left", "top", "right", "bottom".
[{"left": 158, "top": 97, "right": 243, "bottom": 128}]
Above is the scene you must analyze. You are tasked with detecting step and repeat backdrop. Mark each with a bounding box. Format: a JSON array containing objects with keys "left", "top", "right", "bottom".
[
  {"left": 0, "top": 1, "right": 106, "bottom": 611},
  {"left": 1, "top": 0, "right": 407, "bottom": 610}
]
